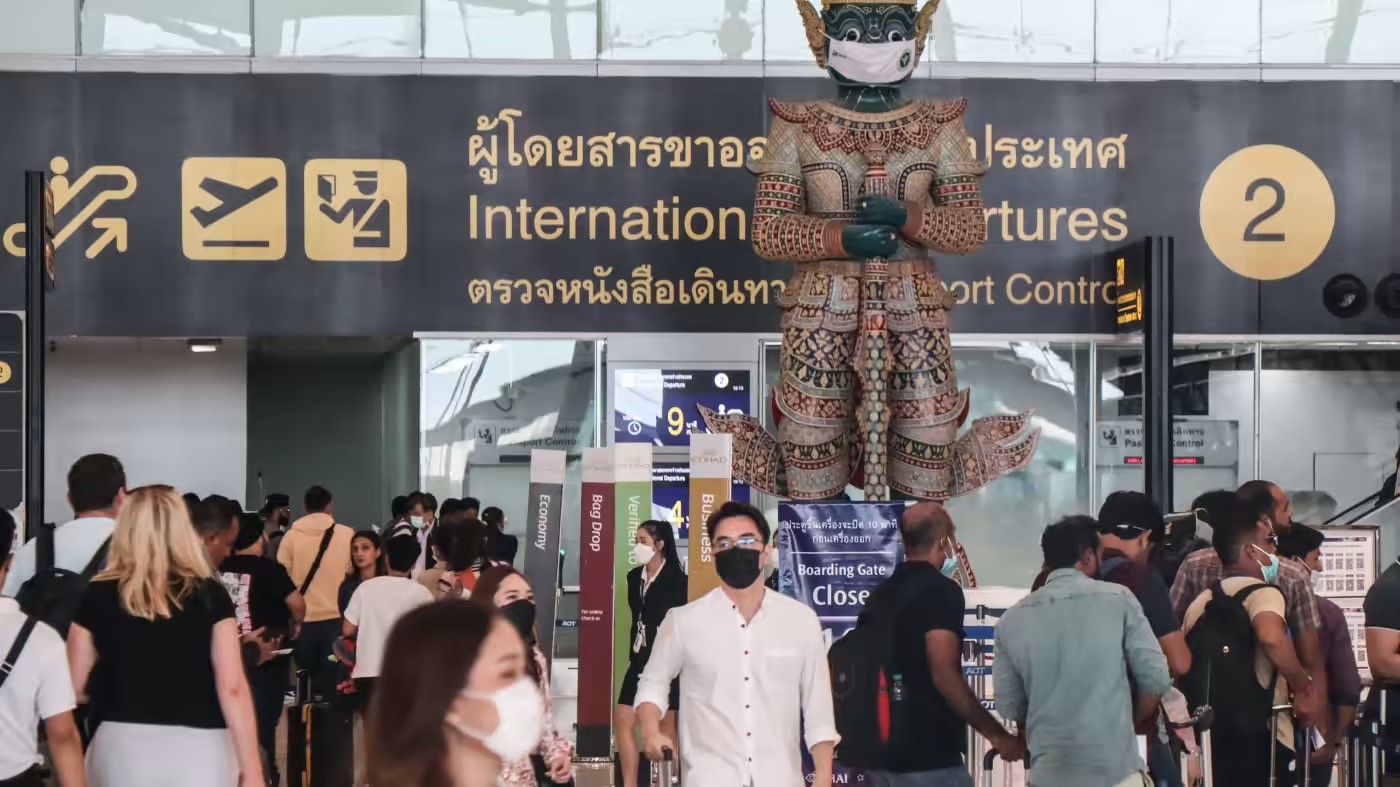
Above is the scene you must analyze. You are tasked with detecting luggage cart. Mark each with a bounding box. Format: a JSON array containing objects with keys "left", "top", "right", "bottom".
[{"left": 982, "top": 750, "right": 1016, "bottom": 787}]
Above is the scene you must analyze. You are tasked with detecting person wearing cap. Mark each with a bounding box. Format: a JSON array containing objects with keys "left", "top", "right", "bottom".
[
  {"left": 1277, "top": 525, "right": 1360, "bottom": 787},
  {"left": 1097, "top": 492, "right": 1192, "bottom": 787},
  {"left": 1098, "top": 492, "right": 1192, "bottom": 678},
  {"left": 260, "top": 493, "right": 291, "bottom": 562}
]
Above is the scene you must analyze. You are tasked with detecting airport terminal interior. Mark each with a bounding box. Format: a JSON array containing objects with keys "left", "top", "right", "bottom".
[{"left": 4, "top": 2, "right": 1400, "bottom": 786}]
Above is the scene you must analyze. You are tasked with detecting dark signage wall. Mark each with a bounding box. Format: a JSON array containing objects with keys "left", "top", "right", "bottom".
[{"left": 0, "top": 74, "right": 1392, "bottom": 337}]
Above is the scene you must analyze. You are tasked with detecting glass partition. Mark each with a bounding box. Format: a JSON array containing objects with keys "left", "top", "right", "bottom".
[
  {"left": 1097, "top": 342, "right": 1257, "bottom": 512},
  {"left": 253, "top": 0, "right": 422, "bottom": 57},
  {"left": 424, "top": 0, "right": 598, "bottom": 60},
  {"left": 762, "top": 340, "right": 1091, "bottom": 587},
  {"left": 420, "top": 338, "right": 599, "bottom": 587},
  {"left": 601, "top": 0, "right": 761, "bottom": 60},
  {"left": 15, "top": 0, "right": 1400, "bottom": 63},
  {"left": 0, "top": 0, "right": 78, "bottom": 55},
  {"left": 1259, "top": 344, "right": 1400, "bottom": 554},
  {"left": 81, "top": 0, "right": 250, "bottom": 55}
]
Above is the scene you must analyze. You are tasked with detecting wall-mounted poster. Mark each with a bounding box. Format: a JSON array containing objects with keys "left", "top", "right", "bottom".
[
  {"left": 614, "top": 368, "right": 749, "bottom": 447},
  {"left": 1317, "top": 527, "right": 1379, "bottom": 599}
]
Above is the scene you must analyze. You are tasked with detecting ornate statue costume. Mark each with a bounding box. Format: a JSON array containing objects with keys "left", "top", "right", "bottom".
[{"left": 701, "top": 0, "right": 1038, "bottom": 501}]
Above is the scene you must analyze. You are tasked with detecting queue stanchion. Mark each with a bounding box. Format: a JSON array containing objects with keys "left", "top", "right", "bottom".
[
  {"left": 1351, "top": 680, "right": 1400, "bottom": 787},
  {"left": 964, "top": 604, "right": 992, "bottom": 785}
]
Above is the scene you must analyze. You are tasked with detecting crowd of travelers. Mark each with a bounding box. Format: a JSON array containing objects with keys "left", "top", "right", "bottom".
[{"left": 0, "top": 453, "right": 1393, "bottom": 787}]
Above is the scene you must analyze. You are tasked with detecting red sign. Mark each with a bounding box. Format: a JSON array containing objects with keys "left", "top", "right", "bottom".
[{"left": 576, "top": 457, "right": 617, "bottom": 757}]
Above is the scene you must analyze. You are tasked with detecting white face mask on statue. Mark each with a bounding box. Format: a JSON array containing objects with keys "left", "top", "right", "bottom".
[
  {"left": 826, "top": 37, "right": 918, "bottom": 85},
  {"left": 446, "top": 678, "right": 545, "bottom": 762}
]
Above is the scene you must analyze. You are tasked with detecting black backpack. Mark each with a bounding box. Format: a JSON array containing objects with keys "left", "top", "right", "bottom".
[
  {"left": 827, "top": 582, "right": 915, "bottom": 770},
  {"left": 15, "top": 532, "right": 111, "bottom": 640},
  {"left": 1180, "top": 580, "right": 1279, "bottom": 737}
]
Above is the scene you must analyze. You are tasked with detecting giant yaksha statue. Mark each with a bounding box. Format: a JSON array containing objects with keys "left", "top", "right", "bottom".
[{"left": 701, "top": 0, "right": 1039, "bottom": 501}]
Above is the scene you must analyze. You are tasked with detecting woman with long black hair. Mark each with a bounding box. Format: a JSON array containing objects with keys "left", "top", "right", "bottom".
[
  {"left": 613, "top": 520, "right": 686, "bottom": 787},
  {"left": 338, "top": 530, "right": 387, "bottom": 615}
]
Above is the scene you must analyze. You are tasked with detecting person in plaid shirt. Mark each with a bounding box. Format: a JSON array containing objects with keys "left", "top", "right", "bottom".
[{"left": 1169, "top": 486, "right": 1326, "bottom": 711}]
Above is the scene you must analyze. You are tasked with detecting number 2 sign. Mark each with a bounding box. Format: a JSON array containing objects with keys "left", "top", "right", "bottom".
[{"left": 1199, "top": 144, "right": 1336, "bottom": 282}]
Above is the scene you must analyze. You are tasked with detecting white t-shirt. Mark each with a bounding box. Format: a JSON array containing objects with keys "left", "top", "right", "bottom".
[
  {"left": 0, "top": 598, "right": 76, "bottom": 779},
  {"left": 2, "top": 516, "right": 116, "bottom": 597},
  {"left": 344, "top": 576, "right": 433, "bottom": 679}
]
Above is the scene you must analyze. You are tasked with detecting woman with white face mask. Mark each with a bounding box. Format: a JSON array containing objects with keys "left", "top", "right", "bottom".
[
  {"left": 366, "top": 600, "right": 544, "bottom": 787},
  {"left": 613, "top": 520, "right": 687, "bottom": 787}
]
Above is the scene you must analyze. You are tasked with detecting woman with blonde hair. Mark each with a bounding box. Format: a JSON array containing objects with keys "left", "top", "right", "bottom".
[{"left": 67, "top": 485, "right": 264, "bottom": 787}]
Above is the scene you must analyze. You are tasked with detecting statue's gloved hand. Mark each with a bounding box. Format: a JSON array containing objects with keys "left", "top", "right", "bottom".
[
  {"left": 855, "top": 195, "right": 908, "bottom": 228},
  {"left": 841, "top": 224, "right": 900, "bottom": 259}
]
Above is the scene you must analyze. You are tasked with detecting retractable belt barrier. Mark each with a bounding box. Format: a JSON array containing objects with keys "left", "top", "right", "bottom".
[{"left": 1349, "top": 680, "right": 1400, "bottom": 787}]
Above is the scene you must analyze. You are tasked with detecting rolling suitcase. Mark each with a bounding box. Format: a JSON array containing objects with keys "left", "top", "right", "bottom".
[
  {"left": 285, "top": 670, "right": 354, "bottom": 787},
  {"left": 649, "top": 748, "right": 679, "bottom": 786}
]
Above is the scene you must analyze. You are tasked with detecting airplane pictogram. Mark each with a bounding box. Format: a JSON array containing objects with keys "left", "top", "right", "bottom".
[
  {"left": 3, "top": 157, "right": 138, "bottom": 259},
  {"left": 190, "top": 176, "right": 279, "bottom": 231},
  {"left": 182, "top": 158, "right": 287, "bottom": 261}
]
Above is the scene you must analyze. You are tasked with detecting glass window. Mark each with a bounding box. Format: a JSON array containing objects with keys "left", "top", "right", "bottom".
[
  {"left": 763, "top": 340, "right": 1090, "bottom": 587},
  {"left": 421, "top": 339, "right": 599, "bottom": 589},
  {"left": 0, "top": 0, "right": 77, "bottom": 55},
  {"left": 945, "top": 341, "right": 1091, "bottom": 587},
  {"left": 931, "top": 0, "right": 1095, "bottom": 63},
  {"left": 763, "top": 2, "right": 822, "bottom": 64},
  {"left": 1097, "top": 343, "right": 1257, "bottom": 511},
  {"left": 424, "top": 0, "right": 598, "bottom": 60},
  {"left": 601, "top": 0, "right": 760, "bottom": 60},
  {"left": 81, "top": 0, "right": 250, "bottom": 55},
  {"left": 1096, "top": 0, "right": 1261, "bottom": 63},
  {"left": 253, "top": 0, "right": 421, "bottom": 57},
  {"left": 1263, "top": 0, "right": 1400, "bottom": 63},
  {"left": 1259, "top": 344, "right": 1400, "bottom": 555}
]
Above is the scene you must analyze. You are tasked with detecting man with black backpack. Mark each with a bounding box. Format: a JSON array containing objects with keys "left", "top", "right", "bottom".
[
  {"left": 0, "top": 509, "right": 86, "bottom": 787},
  {"left": 852, "top": 502, "right": 1021, "bottom": 787},
  {"left": 3, "top": 454, "right": 123, "bottom": 600},
  {"left": 1180, "top": 491, "right": 1317, "bottom": 786}
]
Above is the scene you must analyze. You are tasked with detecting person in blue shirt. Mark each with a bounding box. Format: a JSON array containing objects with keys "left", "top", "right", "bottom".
[{"left": 994, "top": 516, "right": 1171, "bottom": 787}]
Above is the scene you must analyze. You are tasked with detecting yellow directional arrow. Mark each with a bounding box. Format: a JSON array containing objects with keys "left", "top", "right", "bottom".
[{"left": 86, "top": 217, "right": 127, "bottom": 258}]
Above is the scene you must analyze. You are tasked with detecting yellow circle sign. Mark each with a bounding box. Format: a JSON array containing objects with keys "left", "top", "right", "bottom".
[
  {"left": 0, "top": 361, "right": 9, "bottom": 385},
  {"left": 1199, "top": 144, "right": 1335, "bottom": 281}
]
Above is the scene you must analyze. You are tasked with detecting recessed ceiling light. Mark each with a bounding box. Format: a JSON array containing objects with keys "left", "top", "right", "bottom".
[{"left": 188, "top": 339, "right": 222, "bottom": 353}]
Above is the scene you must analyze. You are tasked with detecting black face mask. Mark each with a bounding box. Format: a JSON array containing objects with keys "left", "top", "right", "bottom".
[
  {"left": 715, "top": 547, "right": 763, "bottom": 589},
  {"left": 501, "top": 599, "right": 537, "bottom": 643}
]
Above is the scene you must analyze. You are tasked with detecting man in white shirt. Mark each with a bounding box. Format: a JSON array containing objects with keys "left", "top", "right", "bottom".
[
  {"left": 0, "top": 509, "right": 85, "bottom": 786},
  {"left": 638, "top": 501, "right": 838, "bottom": 787},
  {"left": 2, "top": 454, "right": 124, "bottom": 597}
]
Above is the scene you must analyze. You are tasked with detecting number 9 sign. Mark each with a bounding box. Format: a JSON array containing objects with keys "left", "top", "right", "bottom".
[{"left": 1199, "top": 144, "right": 1335, "bottom": 281}]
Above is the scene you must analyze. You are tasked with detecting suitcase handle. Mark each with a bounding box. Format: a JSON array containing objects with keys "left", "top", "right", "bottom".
[
  {"left": 1169, "top": 704, "right": 1215, "bottom": 733},
  {"left": 983, "top": 750, "right": 996, "bottom": 771}
]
